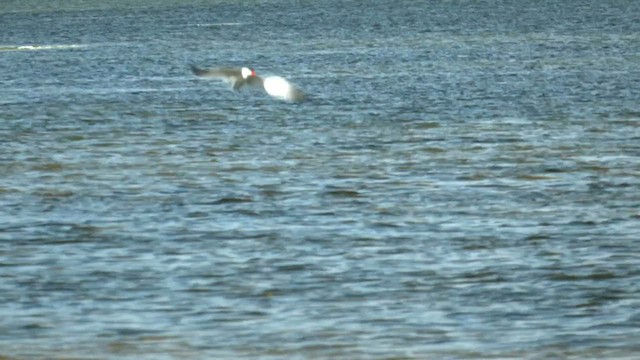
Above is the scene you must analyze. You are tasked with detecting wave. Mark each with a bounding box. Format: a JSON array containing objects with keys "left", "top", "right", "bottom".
[
  {"left": 0, "top": 44, "right": 87, "bottom": 52},
  {"left": 194, "top": 22, "right": 243, "bottom": 27}
]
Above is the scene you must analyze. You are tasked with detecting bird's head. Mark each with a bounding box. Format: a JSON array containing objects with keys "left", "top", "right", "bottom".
[{"left": 241, "top": 67, "right": 256, "bottom": 79}]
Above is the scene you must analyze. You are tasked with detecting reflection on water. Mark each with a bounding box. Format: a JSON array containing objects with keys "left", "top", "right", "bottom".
[{"left": 1, "top": 0, "right": 639, "bottom": 358}]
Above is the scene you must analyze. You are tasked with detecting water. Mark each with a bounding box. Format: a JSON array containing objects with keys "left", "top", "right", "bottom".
[{"left": 1, "top": 0, "right": 640, "bottom": 358}]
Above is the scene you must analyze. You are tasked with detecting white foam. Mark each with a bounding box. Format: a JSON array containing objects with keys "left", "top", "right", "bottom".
[
  {"left": 195, "top": 22, "right": 243, "bottom": 27},
  {"left": 0, "top": 44, "right": 87, "bottom": 52}
]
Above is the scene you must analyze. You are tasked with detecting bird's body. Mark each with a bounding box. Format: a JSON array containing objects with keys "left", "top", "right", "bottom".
[{"left": 190, "top": 64, "right": 305, "bottom": 102}]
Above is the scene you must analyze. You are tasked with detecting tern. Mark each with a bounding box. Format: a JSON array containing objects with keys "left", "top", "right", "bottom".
[{"left": 190, "top": 64, "right": 305, "bottom": 102}]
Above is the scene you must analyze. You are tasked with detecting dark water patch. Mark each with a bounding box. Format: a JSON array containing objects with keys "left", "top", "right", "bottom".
[
  {"left": 258, "top": 187, "right": 286, "bottom": 198},
  {"left": 523, "top": 233, "right": 554, "bottom": 242},
  {"left": 411, "top": 121, "right": 441, "bottom": 129},
  {"left": 547, "top": 270, "right": 619, "bottom": 282},
  {"left": 458, "top": 269, "right": 508, "bottom": 283},
  {"left": 581, "top": 164, "right": 610, "bottom": 173},
  {"left": 12, "top": 223, "right": 106, "bottom": 244},
  {"left": 274, "top": 263, "right": 310, "bottom": 272},
  {"left": 186, "top": 211, "right": 208, "bottom": 218},
  {"left": 64, "top": 134, "right": 86, "bottom": 141},
  {"left": 33, "top": 188, "right": 75, "bottom": 198},
  {"left": 457, "top": 172, "right": 491, "bottom": 181},
  {"left": 420, "top": 146, "right": 447, "bottom": 155},
  {"left": 21, "top": 322, "right": 52, "bottom": 330},
  {"left": 212, "top": 196, "right": 254, "bottom": 204},
  {"left": 543, "top": 167, "right": 573, "bottom": 174},
  {"left": 516, "top": 174, "right": 556, "bottom": 181},
  {"left": 457, "top": 235, "right": 509, "bottom": 250},
  {"left": 614, "top": 111, "right": 640, "bottom": 121},
  {"left": 322, "top": 189, "right": 362, "bottom": 198},
  {"left": 576, "top": 292, "right": 629, "bottom": 308},
  {"left": 29, "top": 162, "right": 66, "bottom": 172},
  {"left": 370, "top": 221, "right": 403, "bottom": 229}
]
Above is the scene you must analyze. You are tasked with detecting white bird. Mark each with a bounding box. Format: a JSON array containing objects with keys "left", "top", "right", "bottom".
[{"left": 190, "top": 64, "right": 305, "bottom": 102}]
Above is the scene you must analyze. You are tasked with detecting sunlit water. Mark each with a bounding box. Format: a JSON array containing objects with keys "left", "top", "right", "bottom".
[{"left": 1, "top": 0, "right": 640, "bottom": 358}]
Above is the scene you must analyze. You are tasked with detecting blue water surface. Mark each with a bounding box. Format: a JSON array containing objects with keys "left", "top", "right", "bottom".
[{"left": 1, "top": 0, "right": 640, "bottom": 358}]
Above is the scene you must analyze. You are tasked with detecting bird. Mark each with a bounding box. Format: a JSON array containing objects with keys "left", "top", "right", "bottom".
[{"left": 190, "top": 64, "right": 305, "bottom": 102}]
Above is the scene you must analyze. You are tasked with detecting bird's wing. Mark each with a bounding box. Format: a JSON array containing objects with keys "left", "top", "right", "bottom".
[
  {"left": 189, "top": 64, "right": 266, "bottom": 91},
  {"left": 189, "top": 64, "right": 243, "bottom": 84}
]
